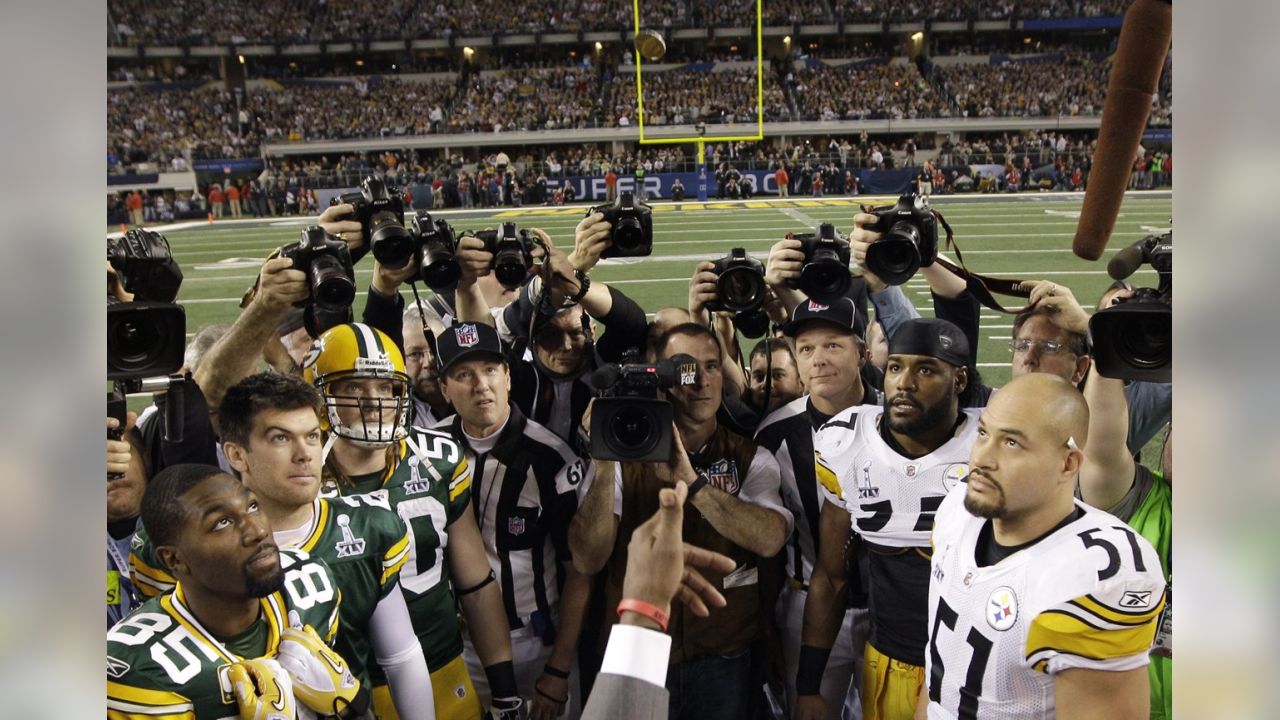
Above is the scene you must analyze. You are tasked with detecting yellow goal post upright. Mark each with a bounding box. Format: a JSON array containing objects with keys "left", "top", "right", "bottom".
[{"left": 632, "top": 0, "right": 765, "bottom": 201}]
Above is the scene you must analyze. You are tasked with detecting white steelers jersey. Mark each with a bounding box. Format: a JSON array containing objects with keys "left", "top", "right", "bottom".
[
  {"left": 814, "top": 404, "right": 979, "bottom": 548},
  {"left": 925, "top": 483, "right": 1167, "bottom": 720}
]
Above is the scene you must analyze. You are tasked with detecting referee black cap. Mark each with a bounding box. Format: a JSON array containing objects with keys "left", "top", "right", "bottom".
[{"left": 435, "top": 321, "right": 505, "bottom": 374}]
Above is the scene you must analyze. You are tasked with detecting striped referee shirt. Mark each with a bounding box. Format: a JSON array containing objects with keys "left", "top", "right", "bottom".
[
  {"left": 433, "top": 404, "right": 588, "bottom": 631},
  {"left": 754, "top": 392, "right": 879, "bottom": 600}
]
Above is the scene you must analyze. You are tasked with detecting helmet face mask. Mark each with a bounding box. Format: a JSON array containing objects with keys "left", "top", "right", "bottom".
[{"left": 303, "top": 324, "right": 411, "bottom": 448}]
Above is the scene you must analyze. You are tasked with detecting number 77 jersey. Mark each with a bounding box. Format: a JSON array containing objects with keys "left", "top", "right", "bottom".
[{"left": 924, "top": 483, "right": 1167, "bottom": 720}]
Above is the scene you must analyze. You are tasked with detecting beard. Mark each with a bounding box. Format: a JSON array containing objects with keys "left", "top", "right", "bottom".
[
  {"left": 885, "top": 385, "right": 955, "bottom": 437},
  {"left": 962, "top": 472, "right": 1007, "bottom": 519},
  {"left": 243, "top": 544, "right": 285, "bottom": 598}
]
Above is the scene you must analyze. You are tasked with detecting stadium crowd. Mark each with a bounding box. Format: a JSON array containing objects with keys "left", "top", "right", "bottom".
[
  {"left": 449, "top": 66, "right": 602, "bottom": 133},
  {"left": 107, "top": 158, "right": 1173, "bottom": 720},
  {"left": 606, "top": 68, "right": 791, "bottom": 126},
  {"left": 935, "top": 54, "right": 1111, "bottom": 118},
  {"left": 788, "top": 63, "right": 953, "bottom": 120}
]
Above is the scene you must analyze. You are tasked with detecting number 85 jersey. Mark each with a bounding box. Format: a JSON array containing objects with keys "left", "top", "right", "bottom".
[{"left": 924, "top": 483, "right": 1166, "bottom": 720}]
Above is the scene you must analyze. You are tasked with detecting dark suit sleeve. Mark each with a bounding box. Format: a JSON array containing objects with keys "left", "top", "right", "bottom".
[
  {"left": 581, "top": 674, "right": 670, "bottom": 720},
  {"left": 362, "top": 285, "right": 406, "bottom": 351}
]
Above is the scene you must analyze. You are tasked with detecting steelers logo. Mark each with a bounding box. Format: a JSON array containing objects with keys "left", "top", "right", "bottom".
[
  {"left": 943, "top": 463, "right": 969, "bottom": 490},
  {"left": 987, "top": 586, "right": 1019, "bottom": 632}
]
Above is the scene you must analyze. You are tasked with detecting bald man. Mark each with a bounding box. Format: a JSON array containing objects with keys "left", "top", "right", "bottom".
[{"left": 917, "top": 375, "right": 1167, "bottom": 720}]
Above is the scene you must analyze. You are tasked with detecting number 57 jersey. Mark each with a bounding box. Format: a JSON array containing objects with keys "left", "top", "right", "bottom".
[{"left": 925, "top": 483, "right": 1167, "bottom": 720}]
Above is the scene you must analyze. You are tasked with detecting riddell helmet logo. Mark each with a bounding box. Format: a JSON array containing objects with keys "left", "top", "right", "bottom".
[{"left": 455, "top": 324, "right": 479, "bottom": 348}]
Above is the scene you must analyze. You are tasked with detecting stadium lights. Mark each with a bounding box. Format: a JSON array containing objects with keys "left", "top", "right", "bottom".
[
  {"left": 595, "top": 41, "right": 603, "bottom": 52},
  {"left": 463, "top": 46, "right": 475, "bottom": 59},
  {"left": 237, "top": 54, "right": 245, "bottom": 64},
  {"left": 911, "top": 31, "right": 924, "bottom": 42},
  {"left": 783, "top": 35, "right": 792, "bottom": 46}
]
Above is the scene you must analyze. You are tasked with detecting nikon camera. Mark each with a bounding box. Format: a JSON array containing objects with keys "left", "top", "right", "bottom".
[
  {"left": 470, "top": 222, "right": 536, "bottom": 290},
  {"left": 331, "top": 175, "right": 409, "bottom": 266},
  {"left": 589, "top": 352, "right": 700, "bottom": 462}
]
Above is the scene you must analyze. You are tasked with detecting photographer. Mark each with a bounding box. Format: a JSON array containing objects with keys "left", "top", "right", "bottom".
[
  {"left": 687, "top": 260, "right": 763, "bottom": 436},
  {"left": 570, "top": 323, "right": 792, "bottom": 720},
  {"left": 746, "top": 338, "right": 803, "bottom": 416},
  {"left": 106, "top": 412, "right": 147, "bottom": 627},
  {"left": 456, "top": 212, "right": 649, "bottom": 446}
]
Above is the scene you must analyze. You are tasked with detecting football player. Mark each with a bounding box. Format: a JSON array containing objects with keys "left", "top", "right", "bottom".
[
  {"left": 919, "top": 374, "right": 1165, "bottom": 719},
  {"left": 129, "top": 371, "right": 437, "bottom": 718},
  {"left": 799, "top": 318, "right": 979, "bottom": 720},
  {"left": 108, "top": 464, "right": 363, "bottom": 719},
  {"left": 304, "top": 322, "right": 523, "bottom": 720}
]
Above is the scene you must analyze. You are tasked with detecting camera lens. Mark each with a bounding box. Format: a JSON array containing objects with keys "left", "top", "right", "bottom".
[
  {"left": 607, "top": 405, "right": 660, "bottom": 457},
  {"left": 492, "top": 250, "right": 528, "bottom": 290},
  {"left": 308, "top": 255, "right": 356, "bottom": 310},
  {"left": 109, "top": 314, "right": 163, "bottom": 373},
  {"left": 369, "top": 211, "right": 414, "bottom": 268},
  {"left": 420, "top": 242, "right": 461, "bottom": 290},
  {"left": 799, "top": 249, "right": 851, "bottom": 303},
  {"left": 717, "top": 266, "right": 765, "bottom": 313},
  {"left": 865, "top": 221, "right": 923, "bottom": 286},
  {"left": 1116, "top": 312, "right": 1171, "bottom": 369},
  {"left": 613, "top": 217, "right": 644, "bottom": 253}
]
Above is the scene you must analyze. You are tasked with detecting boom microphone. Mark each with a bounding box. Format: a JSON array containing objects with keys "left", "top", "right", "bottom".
[
  {"left": 1072, "top": 0, "right": 1172, "bottom": 261},
  {"left": 1107, "top": 237, "right": 1148, "bottom": 280}
]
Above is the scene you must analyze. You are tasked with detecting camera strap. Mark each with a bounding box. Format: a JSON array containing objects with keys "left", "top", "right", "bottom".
[{"left": 930, "top": 210, "right": 1035, "bottom": 316}]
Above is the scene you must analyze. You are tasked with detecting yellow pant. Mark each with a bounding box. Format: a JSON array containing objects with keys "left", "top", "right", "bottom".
[
  {"left": 862, "top": 641, "right": 924, "bottom": 720},
  {"left": 372, "top": 653, "right": 482, "bottom": 720}
]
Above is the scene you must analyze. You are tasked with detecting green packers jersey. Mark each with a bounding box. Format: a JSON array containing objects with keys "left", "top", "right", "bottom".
[
  {"left": 328, "top": 428, "right": 474, "bottom": 674},
  {"left": 107, "top": 549, "right": 342, "bottom": 720},
  {"left": 128, "top": 496, "right": 410, "bottom": 688}
]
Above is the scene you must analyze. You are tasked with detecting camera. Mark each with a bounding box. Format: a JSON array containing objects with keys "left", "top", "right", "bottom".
[
  {"left": 1090, "top": 232, "right": 1172, "bottom": 383},
  {"left": 278, "top": 226, "right": 357, "bottom": 336},
  {"left": 589, "top": 352, "right": 700, "bottom": 462},
  {"left": 108, "top": 299, "right": 186, "bottom": 382},
  {"left": 409, "top": 210, "right": 461, "bottom": 291},
  {"left": 863, "top": 193, "right": 940, "bottom": 286},
  {"left": 591, "top": 191, "right": 654, "bottom": 258},
  {"left": 332, "top": 175, "right": 410, "bottom": 267},
  {"left": 471, "top": 222, "right": 535, "bottom": 290},
  {"left": 788, "top": 223, "right": 852, "bottom": 303},
  {"left": 108, "top": 229, "right": 183, "bottom": 303},
  {"left": 707, "top": 248, "right": 770, "bottom": 339}
]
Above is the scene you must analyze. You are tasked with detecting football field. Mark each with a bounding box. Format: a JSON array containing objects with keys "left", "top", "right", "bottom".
[{"left": 144, "top": 190, "right": 1171, "bottom": 392}]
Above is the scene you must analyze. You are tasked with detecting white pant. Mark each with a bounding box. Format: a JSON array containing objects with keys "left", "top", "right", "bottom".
[
  {"left": 772, "top": 584, "right": 869, "bottom": 720},
  {"left": 463, "top": 618, "right": 581, "bottom": 718}
]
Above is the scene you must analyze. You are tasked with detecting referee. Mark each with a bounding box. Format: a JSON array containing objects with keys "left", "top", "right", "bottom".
[{"left": 431, "top": 320, "right": 595, "bottom": 718}]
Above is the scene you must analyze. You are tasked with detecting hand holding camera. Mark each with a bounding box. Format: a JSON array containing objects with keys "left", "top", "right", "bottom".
[
  {"left": 688, "top": 261, "right": 720, "bottom": 318},
  {"left": 317, "top": 202, "right": 365, "bottom": 253},
  {"left": 570, "top": 211, "right": 613, "bottom": 273},
  {"left": 589, "top": 191, "right": 653, "bottom": 259},
  {"left": 256, "top": 255, "right": 311, "bottom": 313},
  {"left": 765, "top": 237, "right": 806, "bottom": 289},
  {"left": 859, "top": 193, "right": 940, "bottom": 286}
]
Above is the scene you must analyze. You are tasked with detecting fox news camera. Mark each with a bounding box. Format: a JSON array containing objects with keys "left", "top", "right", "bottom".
[
  {"left": 1090, "top": 231, "right": 1172, "bottom": 382},
  {"left": 863, "top": 193, "right": 940, "bottom": 286},
  {"left": 592, "top": 190, "right": 654, "bottom": 258},
  {"left": 589, "top": 351, "right": 699, "bottom": 462},
  {"left": 107, "top": 229, "right": 187, "bottom": 456},
  {"left": 707, "top": 247, "right": 770, "bottom": 338}
]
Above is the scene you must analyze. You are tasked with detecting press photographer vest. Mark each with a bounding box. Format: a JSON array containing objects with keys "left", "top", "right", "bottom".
[{"left": 605, "top": 424, "right": 762, "bottom": 664}]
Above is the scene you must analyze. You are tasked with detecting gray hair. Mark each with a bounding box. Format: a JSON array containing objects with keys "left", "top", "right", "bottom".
[{"left": 184, "top": 324, "right": 230, "bottom": 373}]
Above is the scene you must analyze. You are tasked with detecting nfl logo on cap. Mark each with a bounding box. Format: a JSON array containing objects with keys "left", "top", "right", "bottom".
[
  {"left": 455, "top": 324, "right": 479, "bottom": 348},
  {"left": 808, "top": 301, "right": 829, "bottom": 311}
]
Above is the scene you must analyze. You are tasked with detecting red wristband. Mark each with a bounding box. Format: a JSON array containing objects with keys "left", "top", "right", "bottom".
[{"left": 616, "top": 599, "right": 669, "bottom": 632}]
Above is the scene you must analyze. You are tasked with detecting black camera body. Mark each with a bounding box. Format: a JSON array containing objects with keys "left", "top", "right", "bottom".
[
  {"left": 409, "top": 210, "right": 461, "bottom": 291},
  {"left": 592, "top": 191, "right": 654, "bottom": 258},
  {"left": 472, "top": 222, "right": 535, "bottom": 290},
  {"left": 279, "top": 226, "right": 357, "bottom": 336},
  {"left": 864, "top": 193, "right": 939, "bottom": 286},
  {"left": 589, "top": 353, "right": 700, "bottom": 462},
  {"left": 108, "top": 229, "right": 183, "bottom": 303},
  {"left": 108, "top": 299, "right": 187, "bottom": 382},
  {"left": 788, "top": 223, "right": 852, "bottom": 304},
  {"left": 1090, "top": 232, "right": 1172, "bottom": 383},
  {"left": 707, "top": 248, "right": 770, "bottom": 338},
  {"left": 332, "top": 175, "right": 410, "bottom": 267}
]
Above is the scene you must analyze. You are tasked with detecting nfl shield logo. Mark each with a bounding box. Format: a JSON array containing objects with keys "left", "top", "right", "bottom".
[
  {"left": 808, "top": 301, "right": 829, "bottom": 311},
  {"left": 455, "top": 324, "right": 479, "bottom": 348},
  {"left": 508, "top": 517, "right": 526, "bottom": 536}
]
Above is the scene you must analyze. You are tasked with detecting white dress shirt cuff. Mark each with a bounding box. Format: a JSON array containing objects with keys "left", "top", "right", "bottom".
[{"left": 599, "top": 623, "right": 672, "bottom": 688}]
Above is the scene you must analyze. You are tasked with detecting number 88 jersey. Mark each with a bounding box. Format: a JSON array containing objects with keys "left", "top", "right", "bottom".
[{"left": 925, "top": 483, "right": 1167, "bottom": 720}]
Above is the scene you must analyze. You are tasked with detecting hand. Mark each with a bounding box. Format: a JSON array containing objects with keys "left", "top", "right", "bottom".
[
  {"left": 1023, "top": 280, "right": 1090, "bottom": 334},
  {"left": 849, "top": 212, "right": 886, "bottom": 291},
  {"left": 456, "top": 233, "right": 494, "bottom": 287},
  {"left": 106, "top": 412, "right": 138, "bottom": 477},
  {"left": 688, "top": 261, "right": 719, "bottom": 320},
  {"left": 318, "top": 202, "right": 365, "bottom": 253},
  {"left": 569, "top": 212, "right": 611, "bottom": 273},
  {"left": 255, "top": 256, "right": 310, "bottom": 313},
  {"left": 648, "top": 422, "right": 697, "bottom": 486},
  {"left": 794, "top": 693, "right": 829, "bottom": 720},
  {"left": 621, "top": 481, "right": 737, "bottom": 627},
  {"left": 530, "top": 671, "right": 568, "bottom": 720},
  {"left": 275, "top": 624, "right": 362, "bottom": 717},
  {"left": 539, "top": 237, "right": 583, "bottom": 307},
  {"left": 764, "top": 237, "right": 804, "bottom": 289},
  {"left": 227, "top": 657, "right": 297, "bottom": 720},
  {"left": 487, "top": 695, "right": 526, "bottom": 720},
  {"left": 371, "top": 256, "right": 421, "bottom": 297}
]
